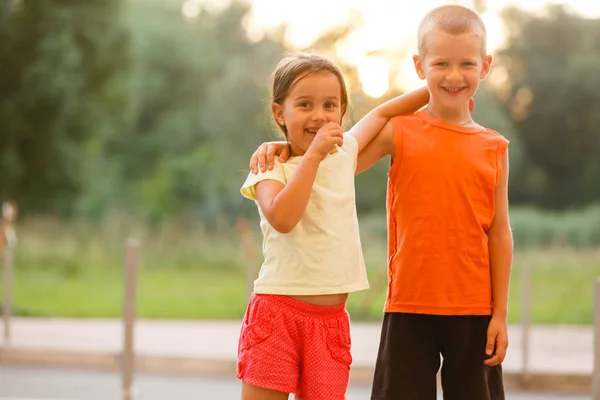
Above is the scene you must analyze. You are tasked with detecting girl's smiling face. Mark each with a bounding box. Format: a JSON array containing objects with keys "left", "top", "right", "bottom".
[{"left": 272, "top": 71, "right": 343, "bottom": 157}]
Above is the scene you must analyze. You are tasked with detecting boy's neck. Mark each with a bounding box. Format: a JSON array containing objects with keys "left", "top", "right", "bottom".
[{"left": 425, "top": 101, "right": 473, "bottom": 127}]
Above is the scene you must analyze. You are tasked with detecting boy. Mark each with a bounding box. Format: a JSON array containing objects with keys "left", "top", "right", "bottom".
[
  {"left": 249, "top": 6, "right": 512, "bottom": 399},
  {"left": 365, "top": 6, "right": 512, "bottom": 399}
]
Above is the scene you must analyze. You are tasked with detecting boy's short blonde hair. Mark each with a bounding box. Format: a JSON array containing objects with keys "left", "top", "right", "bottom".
[{"left": 417, "top": 5, "right": 487, "bottom": 56}]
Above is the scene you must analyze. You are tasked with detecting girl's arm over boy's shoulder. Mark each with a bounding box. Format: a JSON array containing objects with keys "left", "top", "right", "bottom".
[
  {"left": 354, "top": 96, "right": 477, "bottom": 175},
  {"left": 249, "top": 88, "right": 429, "bottom": 174},
  {"left": 347, "top": 87, "right": 429, "bottom": 154}
]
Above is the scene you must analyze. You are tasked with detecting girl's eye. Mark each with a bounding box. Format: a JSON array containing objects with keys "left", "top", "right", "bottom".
[
  {"left": 299, "top": 102, "right": 310, "bottom": 108},
  {"left": 325, "top": 103, "right": 336, "bottom": 109}
]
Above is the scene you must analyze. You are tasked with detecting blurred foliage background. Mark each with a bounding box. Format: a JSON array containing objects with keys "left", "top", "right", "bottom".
[{"left": 1, "top": 0, "right": 599, "bottom": 323}]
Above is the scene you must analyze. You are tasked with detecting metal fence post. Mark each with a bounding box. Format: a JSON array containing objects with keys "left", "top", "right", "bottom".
[
  {"left": 593, "top": 278, "right": 600, "bottom": 400},
  {"left": 2, "top": 246, "right": 13, "bottom": 346},
  {"left": 2, "top": 201, "right": 17, "bottom": 347},
  {"left": 521, "top": 263, "right": 531, "bottom": 385},
  {"left": 122, "top": 238, "right": 139, "bottom": 400}
]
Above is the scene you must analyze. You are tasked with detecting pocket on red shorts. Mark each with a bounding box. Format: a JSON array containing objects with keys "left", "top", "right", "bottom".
[
  {"left": 325, "top": 315, "right": 352, "bottom": 366},
  {"left": 239, "top": 296, "right": 275, "bottom": 352}
]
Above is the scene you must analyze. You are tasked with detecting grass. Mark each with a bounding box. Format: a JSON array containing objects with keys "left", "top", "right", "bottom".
[
  {"left": 1, "top": 217, "right": 599, "bottom": 324},
  {"left": 507, "top": 250, "right": 600, "bottom": 325},
  {"left": 10, "top": 267, "right": 248, "bottom": 319}
]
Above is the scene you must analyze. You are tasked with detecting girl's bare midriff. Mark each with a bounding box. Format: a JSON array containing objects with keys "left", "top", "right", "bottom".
[{"left": 290, "top": 293, "right": 348, "bottom": 306}]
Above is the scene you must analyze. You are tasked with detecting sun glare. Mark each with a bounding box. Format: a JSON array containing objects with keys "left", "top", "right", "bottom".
[
  {"left": 245, "top": 0, "right": 600, "bottom": 95},
  {"left": 358, "top": 57, "right": 390, "bottom": 98},
  {"left": 181, "top": 0, "right": 201, "bottom": 18}
]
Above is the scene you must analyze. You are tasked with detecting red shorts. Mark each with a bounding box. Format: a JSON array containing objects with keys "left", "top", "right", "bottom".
[{"left": 237, "top": 294, "right": 352, "bottom": 400}]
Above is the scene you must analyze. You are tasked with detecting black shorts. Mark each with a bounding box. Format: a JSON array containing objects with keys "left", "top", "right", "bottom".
[{"left": 371, "top": 312, "right": 505, "bottom": 400}]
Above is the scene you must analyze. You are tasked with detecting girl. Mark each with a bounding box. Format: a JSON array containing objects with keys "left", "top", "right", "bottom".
[{"left": 238, "top": 52, "right": 428, "bottom": 400}]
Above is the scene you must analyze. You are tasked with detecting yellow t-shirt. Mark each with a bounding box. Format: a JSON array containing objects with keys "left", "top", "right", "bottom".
[{"left": 240, "top": 133, "right": 369, "bottom": 295}]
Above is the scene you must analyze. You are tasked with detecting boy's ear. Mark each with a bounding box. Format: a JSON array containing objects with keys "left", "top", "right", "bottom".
[
  {"left": 272, "top": 103, "right": 285, "bottom": 126},
  {"left": 413, "top": 54, "right": 426, "bottom": 80},
  {"left": 480, "top": 55, "right": 493, "bottom": 80}
]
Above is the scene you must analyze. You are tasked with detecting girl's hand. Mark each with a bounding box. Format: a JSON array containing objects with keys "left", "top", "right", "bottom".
[{"left": 306, "top": 122, "right": 343, "bottom": 161}]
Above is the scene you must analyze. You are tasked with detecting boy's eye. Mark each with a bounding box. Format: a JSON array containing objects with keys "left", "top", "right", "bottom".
[
  {"left": 462, "top": 62, "right": 475, "bottom": 67},
  {"left": 436, "top": 62, "right": 448, "bottom": 67}
]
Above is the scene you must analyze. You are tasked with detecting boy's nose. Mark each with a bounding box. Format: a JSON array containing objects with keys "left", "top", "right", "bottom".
[{"left": 447, "top": 67, "right": 462, "bottom": 82}]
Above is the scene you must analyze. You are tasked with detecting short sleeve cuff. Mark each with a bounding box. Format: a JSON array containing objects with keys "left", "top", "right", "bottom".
[{"left": 240, "top": 160, "right": 287, "bottom": 200}]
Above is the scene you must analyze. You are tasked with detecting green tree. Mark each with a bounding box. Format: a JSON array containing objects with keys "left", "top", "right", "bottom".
[
  {"left": 83, "top": 0, "right": 288, "bottom": 224},
  {"left": 496, "top": 6, "right": 600, "bottom": 209},
  {"left": 0, "top": 0, "right": 132, "bottom": 216}
]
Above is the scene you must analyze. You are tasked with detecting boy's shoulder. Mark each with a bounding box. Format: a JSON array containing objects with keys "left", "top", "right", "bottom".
[
  {"left": 390, "top": 110, "right": 421, "bottom": 122},
  {"left": 388, "top": 111, "right": 422, "bottom": 132},
  {"left": 391, "top": 110, "right": 509, "bottom": 144},
  {"left": 477, "top": 125, "right": 510, "bottom": 144},
  {"left": 391, "top": 110, "right": 438, "bottom": 128}
]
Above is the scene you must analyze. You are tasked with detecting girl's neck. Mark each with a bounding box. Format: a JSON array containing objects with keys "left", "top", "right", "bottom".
[{"left": 288, "top": 142, "right": 305, "bottom": 157}]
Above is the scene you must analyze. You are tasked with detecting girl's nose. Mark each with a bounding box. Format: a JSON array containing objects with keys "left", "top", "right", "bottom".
[{"left": 312, "top": 108, "right": 327, "bottom": 121}]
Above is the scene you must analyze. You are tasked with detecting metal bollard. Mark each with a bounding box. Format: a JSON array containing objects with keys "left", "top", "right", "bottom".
[
  {"left": 2, "top": 201, "right": 17, "bottom": 347},
  {"left": 593, "top": 278, "right": 600, "bottom": 400},
  {"left": 122, "top": 238, "right": 140, "bottom": 400},
  {"left": 2, "top": 246, "right": 13, "bottom": 346},
  {"left": 521, "top": 263, "right": 531, "bottom": 385}
]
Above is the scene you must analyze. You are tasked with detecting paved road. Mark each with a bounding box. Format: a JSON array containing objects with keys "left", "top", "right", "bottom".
[{"left": 0, "top": 366, "right": 591, "bottom": 400}]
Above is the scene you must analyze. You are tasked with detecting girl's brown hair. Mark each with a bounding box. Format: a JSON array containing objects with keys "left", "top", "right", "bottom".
[{"left": 270, "top": 52, "right": 349, "bottom": 138}]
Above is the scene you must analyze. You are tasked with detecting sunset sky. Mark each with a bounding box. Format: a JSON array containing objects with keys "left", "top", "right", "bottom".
[{"left": 192, "top": 0, "right": 600, "bottom": 96}]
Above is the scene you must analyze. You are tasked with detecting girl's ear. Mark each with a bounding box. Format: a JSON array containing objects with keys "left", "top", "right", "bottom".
[{"left": 272, "top": 103, "right": 285, "bottom": 126}]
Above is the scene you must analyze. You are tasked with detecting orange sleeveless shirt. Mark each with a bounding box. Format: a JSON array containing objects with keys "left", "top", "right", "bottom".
[{"left": 385, "top": 110, "right": 509, "bottom": 315}]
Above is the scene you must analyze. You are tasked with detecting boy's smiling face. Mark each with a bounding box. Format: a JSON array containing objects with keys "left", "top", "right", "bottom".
[{"left": 413, "top": 29, "right": 492, "bottom": 114}]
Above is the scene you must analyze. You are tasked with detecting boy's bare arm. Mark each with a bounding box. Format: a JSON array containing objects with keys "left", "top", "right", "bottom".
[
  {"left": 484, "top": 149, "right": 513, "bottom": 366},
  {"left": 355, "top": 120, "right": 396, "bottom": 175},
  {"left": 249, "top": 141, "right": 289, "bottom": 174},
  {"left": 488, "top": 149, "right": 513, "bottom": 317},
  {"left": 250, "top": 88, "right": 429, "bottom": 173},
  {"left": 348, "top": 87, "right": 429, "bottom": 153}
]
